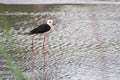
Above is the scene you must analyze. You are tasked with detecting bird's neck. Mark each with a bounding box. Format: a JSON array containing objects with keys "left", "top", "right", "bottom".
[
  {"left": 47, "top": 23, "right": 54, "bottom": 32},
  {"left": 50, "top": 25, "right": 54, "bottom": 32}
]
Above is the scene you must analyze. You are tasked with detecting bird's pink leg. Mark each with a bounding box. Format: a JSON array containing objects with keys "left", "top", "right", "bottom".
[
  {"left": 31, "top": 34, "right": 37, "bottom": 71},
  {"left": 42, "top": 34, "right": 47, "bottom": 80}
]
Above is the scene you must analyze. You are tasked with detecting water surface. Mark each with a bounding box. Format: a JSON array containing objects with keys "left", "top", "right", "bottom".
[{"left": 0, "top": 4, "right": 120, "bottom": 80}]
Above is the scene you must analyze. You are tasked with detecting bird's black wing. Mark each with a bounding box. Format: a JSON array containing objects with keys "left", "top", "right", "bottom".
[{"left": 30, "top": 24, "right": 50, "bottom": 34}]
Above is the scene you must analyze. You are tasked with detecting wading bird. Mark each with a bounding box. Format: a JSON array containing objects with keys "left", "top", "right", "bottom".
[
  {"left": 29, "top": 20, "right": 54, "bottom": 34},
  {"left": 29, "top": 20, "right": 55, "bottom": 75}
]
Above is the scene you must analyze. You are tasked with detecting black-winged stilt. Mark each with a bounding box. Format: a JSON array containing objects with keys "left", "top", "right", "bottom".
[
  {"left": 30, "top": 20, "right": 54, "bottom": 79},
  {"left": 29, "top": 20, "right": 54, "bottom": 34}
]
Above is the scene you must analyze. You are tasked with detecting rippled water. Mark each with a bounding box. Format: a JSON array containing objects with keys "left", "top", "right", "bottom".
[{"left": 0, "top": 4, "right": 120, "bottom": 80}]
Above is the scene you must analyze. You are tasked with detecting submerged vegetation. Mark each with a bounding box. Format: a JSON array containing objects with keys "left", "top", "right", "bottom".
[{"left": 0, "top": 4, "right": 28, "bottom": 80}]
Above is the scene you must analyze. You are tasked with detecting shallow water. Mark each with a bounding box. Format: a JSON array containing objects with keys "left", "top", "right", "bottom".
[{"left": 0, "top": 4, "right": 120, "bottom": 80}]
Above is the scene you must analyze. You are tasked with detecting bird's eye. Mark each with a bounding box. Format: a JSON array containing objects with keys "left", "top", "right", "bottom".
[{"left": 49, "top": 21, "right": 51, "bottom": 23}]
